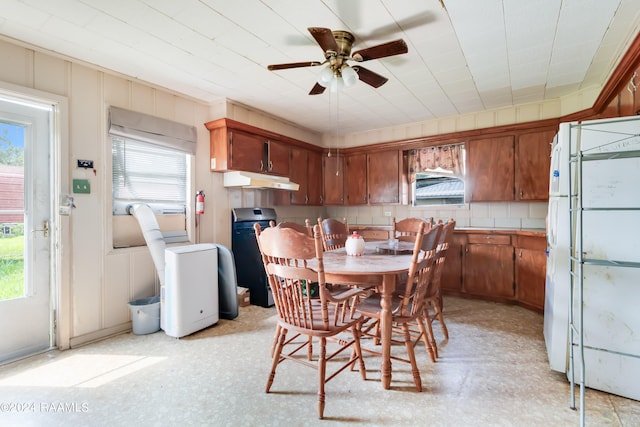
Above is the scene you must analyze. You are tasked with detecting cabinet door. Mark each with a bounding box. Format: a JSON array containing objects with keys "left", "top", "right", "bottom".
[
  {"left": 368, "top": 150, "right": 400, "bottom": 204},
  {"left": 516, "top": 130, "right": 555, "bottom": 201},
  {"left": 230, "top": 130, "right": 266, "bottom": 173},
  {"left": 441, "top": 233, "right": 465, "bottom": 294},
  {"left": 307, "top": 150, "right": 323, "bottom": 205},
  {"left": 344, "top": 154, "right": 368, "bottom": 205},
  {"left": 516, "top": 236, "right": 546, "bottom": 310},
  {"left": 323, "top": 155, "right": 344, "bottom": 205},
  {"left": 267, "top": 139, "right": 290, "bottom": 176},
  {"left": 466, "top": 136, "right": 514, "bottom": 201},
  {"left": 619, "top": 80, "right": 636, "bottom": 117},
  {"left": 289, "top": 147, "right": 309, "bottom": 205},
  {"left": 634, "top": 69, "right": 640, "bottom": 115},
  {"left": 463, "top": 235, "right": 514, "bottom": 298}
]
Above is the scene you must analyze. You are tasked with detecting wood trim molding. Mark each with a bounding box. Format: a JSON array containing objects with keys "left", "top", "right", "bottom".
[
  {"left": 592, "top": 31, "right": 640, "bottom": 115},
  {"left": 205, "top": 118, "right": 323, "bottom": 152},
  {"left": 338, "top": 120, "right": 561, "bottom": 155}
]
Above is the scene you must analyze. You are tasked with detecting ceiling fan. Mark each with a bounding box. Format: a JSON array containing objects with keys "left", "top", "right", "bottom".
[{"left": 267, "top": 27, "right": 408, "bottom": 95}]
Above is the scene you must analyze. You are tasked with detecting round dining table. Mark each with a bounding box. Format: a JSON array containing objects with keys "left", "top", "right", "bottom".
[{"left": 309, "top": 240, "right": 416, "bottom": 390}]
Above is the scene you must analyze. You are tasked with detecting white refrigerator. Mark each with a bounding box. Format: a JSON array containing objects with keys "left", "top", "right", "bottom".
[{"left": 544, "top": 116, "right": 640, "bottom": 400}]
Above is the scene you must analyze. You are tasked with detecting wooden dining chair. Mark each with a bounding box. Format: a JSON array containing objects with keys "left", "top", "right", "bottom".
[
  {"left": 254, "top": 222, "right": 369, "bottom": 419},
  {"left": 356, "top": 222, "right": 440, "bottom": 391},
  {"left": 269, "top": 219, "right": 313, "bottom": 236},
  {"left": 392, "top": 216, "right": 433, "bottom": 242},
  {"left": 267, "top": 219, "right": 314, "bottom": 359},
  {"left": 420, "top": 218, "right": 456, "bottom": 358},
  {"left": 317, "top": 217, "right": 349, "bottom": 251}
]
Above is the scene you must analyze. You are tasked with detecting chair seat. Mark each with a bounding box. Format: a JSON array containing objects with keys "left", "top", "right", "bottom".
[
  {"left": 357, "top": 295, "right": 422, "bottom": 328},
  {"left": 277, "top": 298, "right": 365, "bottom": 337}
]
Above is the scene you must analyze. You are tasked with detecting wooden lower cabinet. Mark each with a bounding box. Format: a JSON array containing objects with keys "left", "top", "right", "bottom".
[
  {"left": 515, "top": 235, "right": 546, "bottom": 310},
  {"left": 441, "top": 234, "right": 465, "bottom": 294},
  {"left": 439, "top": 230, "right": 546, "bottom": 311},
  {"left": 463, "top": 234, "right": 515, "bottom": 298}
]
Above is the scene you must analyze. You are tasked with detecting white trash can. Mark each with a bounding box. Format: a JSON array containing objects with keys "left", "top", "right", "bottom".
[{"left": 128, "top": 296, "right": 161, "bottom": 335}]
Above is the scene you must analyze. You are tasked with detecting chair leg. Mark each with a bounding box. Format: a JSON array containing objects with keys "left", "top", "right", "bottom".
[
  {"left": 401, "top": 323, "right": 422, "bottom": 392},
  {"left": 271, "top": 324, "right": 281, "bottom": 358},
  {"left": 317, "top": 337, "right": 327, "bottom": 419},
  {"left": 434, "top": 303, "right": 449, "bottom": 340},
  {"left": 266, "top": 327, "right": 287, "bottom": 393},
  {"left": 352, "top": 323, "right": 367, "bottom": 380},
  {"left": 418, "top": 314, "right": 437, "bottom": 362}
]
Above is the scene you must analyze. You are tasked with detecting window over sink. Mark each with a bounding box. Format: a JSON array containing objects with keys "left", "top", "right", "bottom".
[{"left": 409, "top": 143, "right": 466, "bottom": 206}]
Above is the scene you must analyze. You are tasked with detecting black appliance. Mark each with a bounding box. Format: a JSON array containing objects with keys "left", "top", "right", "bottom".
[{"left": 231, "top": 207, "right": 277, "bottom": 307}]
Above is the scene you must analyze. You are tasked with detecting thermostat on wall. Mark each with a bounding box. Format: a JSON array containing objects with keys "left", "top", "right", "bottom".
[{"left": 77, "top": 159, "right": 94, "bottom": 169}]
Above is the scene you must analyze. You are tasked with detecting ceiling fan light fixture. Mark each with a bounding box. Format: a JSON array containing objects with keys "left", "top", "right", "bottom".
[
  {"left": 329, "top": 76, "right": 344, "bottom": 93},
  {"left": 341, "top": 65, "right": 359, "bottom": 87},
  {"left": 317, "top": 66, "right": 334, "bottom": 87}
]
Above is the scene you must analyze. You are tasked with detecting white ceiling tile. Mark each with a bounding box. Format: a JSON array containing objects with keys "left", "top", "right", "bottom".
[{"left": 0, "top": 0, "right": 637, "bottom": 134}]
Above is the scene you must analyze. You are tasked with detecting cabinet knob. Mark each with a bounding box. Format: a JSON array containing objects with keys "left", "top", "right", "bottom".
[
  {"left": 260, "top": 160, "right": 264, "bottom": 171},
  {"left": 269, "top": 160, "right": 273, "bottom": 171}
]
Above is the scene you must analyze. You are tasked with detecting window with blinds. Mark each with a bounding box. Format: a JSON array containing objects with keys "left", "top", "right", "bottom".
[{"left": 112, "top": 136, "right": 188, "bottom": 215}]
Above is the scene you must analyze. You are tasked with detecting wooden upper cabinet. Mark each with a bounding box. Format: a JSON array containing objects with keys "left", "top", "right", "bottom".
[
  {"left": 344, "top": 154, "right": 368, "bottom": 205},
  {"left": 619, "top": 82, "right": 636, "bottom": 117},
  {"left": 368, "top": 150, "right": 400, "bottom": 204},
  {"left": 466, "top": 136, "right": 515, "bottom": 201},
  {"left": 209, "top": 128, "right": 264, "bottom": 172},
  {"left": 307, "top": 150, "right": 323, "bottom": 205},
  {"left": 323, "top": 155, "right": 344, "bottom": 205},
  {"left": 516, "top": 129, "right": 555, "bottom": 201},
  {"left": 205, "top": 118, "right": 290, "bottom": 175},
  {"left": 266, "top": 139, "right": 290, "bottom": 176},
  {"left": 288, "top": 147, "right": 323, "bottom": 205},
  {"left": 289, "top": 147, "right": 307, "bottom": 205}
]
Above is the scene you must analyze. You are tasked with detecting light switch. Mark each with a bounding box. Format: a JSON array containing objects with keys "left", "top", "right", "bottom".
[{"left": 73, "top": 179, "right": 91, "bottom": 194}]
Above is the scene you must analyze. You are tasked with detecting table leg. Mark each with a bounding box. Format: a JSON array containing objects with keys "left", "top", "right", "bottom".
[{"left": 380, "top": 273, "right": 396, "bottom": 389}]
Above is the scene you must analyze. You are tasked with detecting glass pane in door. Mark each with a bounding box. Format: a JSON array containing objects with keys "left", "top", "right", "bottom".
[{"left": 0, "top": 122, "right": 24, "bottom": 301}]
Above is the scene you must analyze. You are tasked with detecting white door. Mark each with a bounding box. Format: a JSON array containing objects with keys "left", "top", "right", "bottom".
[{"left": 0, "top": 96, "right": 53, "bottom": 363}]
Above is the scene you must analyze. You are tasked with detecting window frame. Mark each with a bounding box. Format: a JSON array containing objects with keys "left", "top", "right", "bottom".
[{"left": 410, "top": 143, "right": 467, "bottom": 207}]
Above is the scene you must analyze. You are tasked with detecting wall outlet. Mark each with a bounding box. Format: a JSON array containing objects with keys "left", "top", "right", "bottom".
[
  {"left": 73, "top": 179, "right": 91, "bottom": 194},
  {"left": 384, "top": 211, "right": 392, "bottom": 217}
]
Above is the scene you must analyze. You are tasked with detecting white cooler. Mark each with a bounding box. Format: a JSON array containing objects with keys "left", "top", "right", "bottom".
[{"left": 162, "top": 244, "right": 219, "bottom": 338}]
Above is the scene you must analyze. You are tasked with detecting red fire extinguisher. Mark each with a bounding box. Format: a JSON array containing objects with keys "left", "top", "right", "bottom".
[{"left": 195, "top": 190, "right": 205, "bottom": 215}]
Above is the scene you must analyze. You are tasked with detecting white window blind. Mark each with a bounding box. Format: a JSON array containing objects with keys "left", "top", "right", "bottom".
[{"left": 112, "top": 137, "right": 187, "bottom": 213}]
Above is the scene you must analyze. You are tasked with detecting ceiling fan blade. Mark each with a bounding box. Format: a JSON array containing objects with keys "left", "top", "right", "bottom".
[
  {"left": 308, "top": 27, "right": 339, "bottom": 54},
  {"left": 352, "top": 66, "right": 388, "bottom": 88},
  {"left": 351, "top": 39, "right": 408, "bottom": 62},
  {"left": 268, "top": 61, "right": 322, "bottom": 71},
  {"left": 309, "top": 83, "right": 326, "bottom": 95}
]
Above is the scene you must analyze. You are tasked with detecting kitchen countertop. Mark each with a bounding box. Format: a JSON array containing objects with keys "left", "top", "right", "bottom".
[
  {"left": 455, "top": 227, "right": 545, "bottom": 237},
  {"left": 350, "top": 224, "right": 545, "bottom": 238}
]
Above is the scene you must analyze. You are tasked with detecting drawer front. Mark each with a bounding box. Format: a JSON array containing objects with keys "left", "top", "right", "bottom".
[
  {"left": 467, "top": 234, "right": 511, "bottom": 245},
  {"left": 361, "top": 229, "right": 391, "bottom": 241},
  {"left": 515, "top": 235, "right": 546, "bottom": 250}
]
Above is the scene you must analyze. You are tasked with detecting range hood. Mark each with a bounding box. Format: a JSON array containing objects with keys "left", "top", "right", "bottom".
[{"left": 223, "top": 171, "right": 299, "bottom": 191}]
